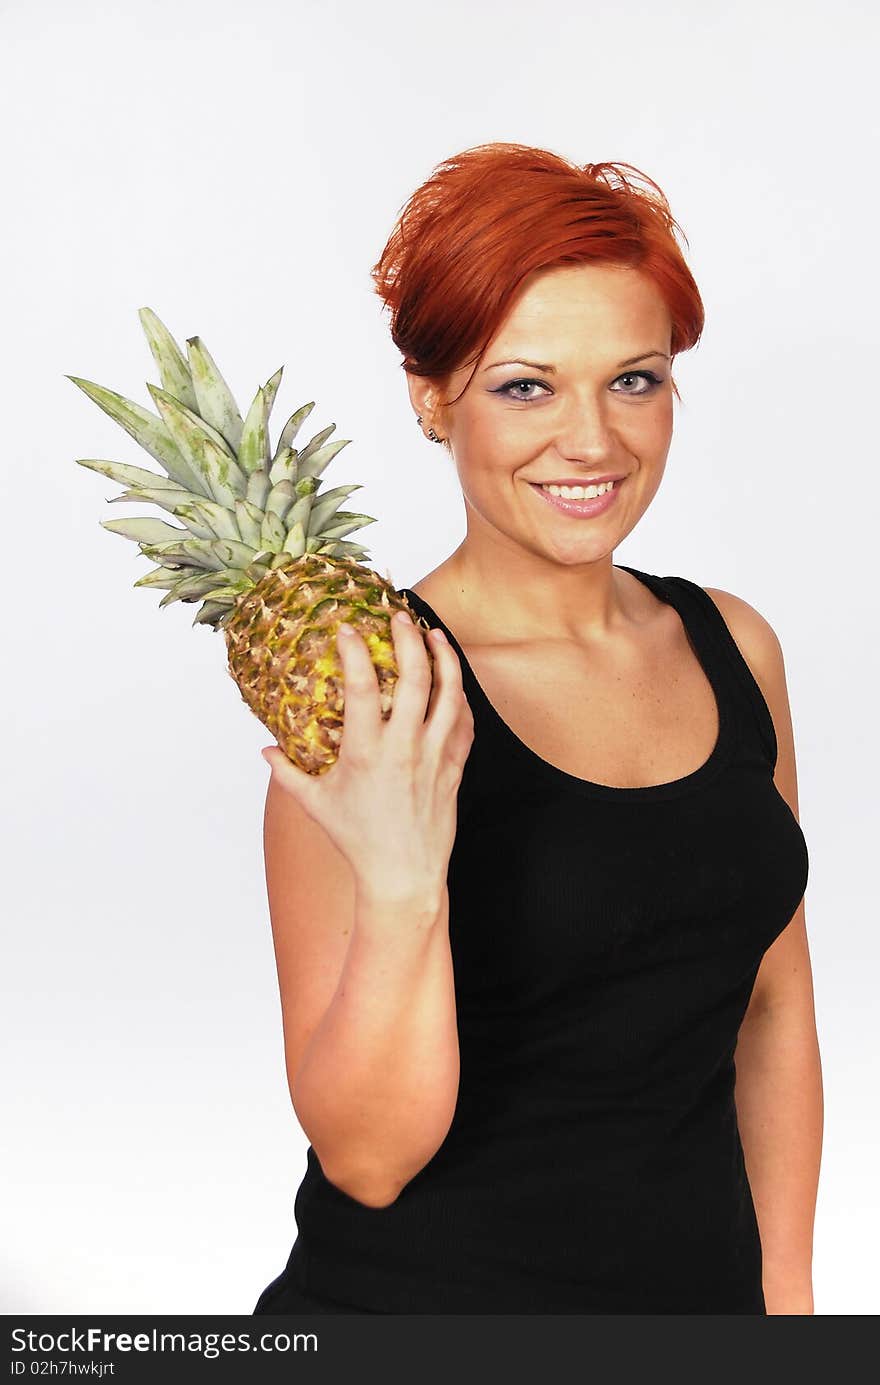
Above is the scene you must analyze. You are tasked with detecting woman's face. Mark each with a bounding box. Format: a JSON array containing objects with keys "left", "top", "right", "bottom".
[{"left": 420, "top": 263, "right": 675, "bottom": 572}]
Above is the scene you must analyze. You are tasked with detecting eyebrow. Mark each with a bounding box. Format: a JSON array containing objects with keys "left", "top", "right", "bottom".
[{"left": 482, "top": 350, "right": 670, "bottom": 373}]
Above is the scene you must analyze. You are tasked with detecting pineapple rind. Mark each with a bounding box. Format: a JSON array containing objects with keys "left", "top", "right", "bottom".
[{"left": 223, "top": 553, "right": 433, "bottom": 775}]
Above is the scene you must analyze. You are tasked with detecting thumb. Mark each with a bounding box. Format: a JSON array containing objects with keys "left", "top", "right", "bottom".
[{"left": 260, "top": 745, "right": 321, "bottom": 805}]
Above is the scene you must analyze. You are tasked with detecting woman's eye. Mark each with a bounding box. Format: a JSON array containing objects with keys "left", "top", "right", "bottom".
[
  {"left": 613, "top": 371, "right": 663, "bottom": 394},
  {"left": 494, "top": 379, "right": 550, "bottom": 401}
]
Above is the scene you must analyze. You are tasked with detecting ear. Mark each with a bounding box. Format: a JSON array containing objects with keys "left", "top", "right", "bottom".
[{"left": 405, "top": 371, "right": 443, "bottom": 427}]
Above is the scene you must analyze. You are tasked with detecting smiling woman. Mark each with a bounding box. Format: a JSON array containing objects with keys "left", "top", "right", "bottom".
[
  {"left": 407, "top": 254, "right": 680, "bottom": 574},
  {"left": 252, "top": 141, "right": 821, "bottom": 1317}
]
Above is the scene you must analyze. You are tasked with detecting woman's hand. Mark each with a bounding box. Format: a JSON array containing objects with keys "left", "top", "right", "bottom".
[{"left": 261, "top": 609, "right": 475, "bottom": 905}]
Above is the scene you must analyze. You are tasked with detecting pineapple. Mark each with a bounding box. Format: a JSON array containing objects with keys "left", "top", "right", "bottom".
[{"left": 69, "top": 307, "right": 433, "bottom": 774}]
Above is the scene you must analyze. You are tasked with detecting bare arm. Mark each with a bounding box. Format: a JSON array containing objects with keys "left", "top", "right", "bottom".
[
  {"left": 734, "top": 904, "right": 822, "bottom": 1314},
  {"left": 261, "top": 611, "right": 474, "bottom": 1209},
  {"left": 292, "top": 883, "right": 460, "bottom": 1207},
  {"left": 708, "top": 588, "right": 823, "bottom": 1315}
]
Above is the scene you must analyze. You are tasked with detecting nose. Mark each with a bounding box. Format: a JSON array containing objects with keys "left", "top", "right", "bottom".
[{"left": 554, "top": 392, "right": 615, "bottom": 464}]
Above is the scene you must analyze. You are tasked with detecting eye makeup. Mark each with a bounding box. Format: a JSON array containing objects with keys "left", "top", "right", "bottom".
[{"left": 491, "top": 370, "right": 665, "bottom": 402}]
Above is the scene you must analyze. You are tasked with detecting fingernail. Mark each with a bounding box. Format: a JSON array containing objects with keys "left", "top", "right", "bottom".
[
  {"left": 337, "top": 622, "right": 354, "bottom": 636},
  {"left": 394, "top": 609, "right": 412, "bottom": 624},
  {"left": 431, "top": 627, "right": 447, "bottom": 643}
]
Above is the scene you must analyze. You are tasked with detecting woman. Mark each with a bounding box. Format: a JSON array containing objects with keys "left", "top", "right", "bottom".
[{"left": 253, "top": 143, "right": 822, "bottom": 1315}]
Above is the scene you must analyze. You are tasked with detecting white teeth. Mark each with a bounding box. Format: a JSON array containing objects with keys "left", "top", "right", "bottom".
[{"left": 541, "top": 480, "right": 616, "bottom": 499}]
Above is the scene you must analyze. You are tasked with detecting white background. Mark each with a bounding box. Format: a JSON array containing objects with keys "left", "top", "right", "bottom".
[{"left": 2, "top": 0, "right": 877, "bottom": 1316}]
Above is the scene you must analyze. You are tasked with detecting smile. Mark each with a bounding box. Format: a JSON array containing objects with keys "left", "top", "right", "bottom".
[{"left": 528, "top": 477, "right": 624, "bottom": 518}]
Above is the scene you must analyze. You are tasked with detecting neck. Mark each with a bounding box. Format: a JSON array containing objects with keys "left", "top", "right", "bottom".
[{"left": 439, "top": 533, "right": 632, "bottom": 644}]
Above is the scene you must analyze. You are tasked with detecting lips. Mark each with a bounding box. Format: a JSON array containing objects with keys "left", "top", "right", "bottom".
[
  {"left": 528, "top": 474, "right": 626, "bottom": 487},
  {"left": 528, "top": 475, "right": 624, "bottom": 518}
]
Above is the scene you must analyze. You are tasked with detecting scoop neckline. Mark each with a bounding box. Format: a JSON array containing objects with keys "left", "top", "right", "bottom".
[{"left": 398, "top": 564, "right": 737, "bottom": 801}]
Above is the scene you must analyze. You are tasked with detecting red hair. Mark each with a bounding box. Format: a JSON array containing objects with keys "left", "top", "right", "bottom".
[{"left": 371, "top": 141, "right": 704, "bottom": 407}]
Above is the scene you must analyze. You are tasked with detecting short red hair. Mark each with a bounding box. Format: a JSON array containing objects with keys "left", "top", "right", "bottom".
[{"left": 371, "top": 141, "right": 704, "bottom": 406}]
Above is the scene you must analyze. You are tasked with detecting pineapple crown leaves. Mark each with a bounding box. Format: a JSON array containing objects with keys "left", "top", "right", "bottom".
[{"left": 68, "top": 308, "right": 377, "bottom": 631}]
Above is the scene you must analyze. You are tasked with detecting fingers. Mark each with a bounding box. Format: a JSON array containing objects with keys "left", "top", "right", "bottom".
[
  {"left": 335, "top": 621, "right": 383, "bottom": 763},
  {"left": 385, "top": 610, "right": 435, "bottom": 744},
  {"left": 421, "top": 629, "right": 472, "bottom": 759},
  {"left": 265, "top": 615, "right": 469, "bottom": 785}
]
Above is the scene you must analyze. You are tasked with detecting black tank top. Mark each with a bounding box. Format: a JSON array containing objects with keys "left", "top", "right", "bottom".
[{"left": 277, "top": 565, "right": 810, "bottom": 1313}]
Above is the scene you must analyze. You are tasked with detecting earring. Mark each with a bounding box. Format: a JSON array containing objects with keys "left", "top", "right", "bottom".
[{"left": 416, "top": 414, "right": 444, "bottom": 444}]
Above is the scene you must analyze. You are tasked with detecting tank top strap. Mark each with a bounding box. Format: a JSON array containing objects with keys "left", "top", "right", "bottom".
[
  {"left": 646, "top": 571, "right": 778, "bottom": 772},
  {"left": 397, "top": 587, "right": 569, "bottom": 771},
  {"left": 396, "top": 585, "right": 499, "bottom": 736},
  {"left": 399, "top": 571, "right": 778, "bottom": 781}
]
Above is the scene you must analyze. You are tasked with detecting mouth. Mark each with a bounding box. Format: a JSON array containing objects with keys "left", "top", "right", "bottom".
[{"left": 527, "top": 475, "right": 626, "bottom": 518}]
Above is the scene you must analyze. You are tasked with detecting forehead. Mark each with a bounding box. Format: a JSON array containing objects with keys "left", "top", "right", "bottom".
[{"left": 489, "top": 263, "right": 671, "bottom": 355}]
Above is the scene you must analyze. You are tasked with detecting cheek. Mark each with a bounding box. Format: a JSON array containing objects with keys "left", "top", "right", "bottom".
[
  {"left": 455, "top": 418, "right": 533, "bottom": 484},
  {"left": 655, "top": 394, "right": 675, "bottom": 443},
  {"left": 628, "top": 397, "right": 673, "bottom": 449}
]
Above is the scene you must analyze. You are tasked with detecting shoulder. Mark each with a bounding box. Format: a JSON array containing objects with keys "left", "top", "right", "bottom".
[
  {"left": 699, "top": 583, "right": 799, "bottom": 809},
  {"left": 699, "top": 584, "right": 785, "bottom": 681}
]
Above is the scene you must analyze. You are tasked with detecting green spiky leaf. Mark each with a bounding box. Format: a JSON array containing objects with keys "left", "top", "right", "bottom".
[
  {"left": 186, "top": 333, "right": 244, "bottom": 453},
  {"left": 238, "top": 385, "right": 270, "bottom": 476},
  {"left": 139, "top": 307, "right": 198, "bottom": 413},
  {"left": 297, "top": 437, "right": 351, "bottom": 480},
  {"left": 272, "top": 401, "right": 315, "bottom": 463},
  {"left": 101, "top": 516, "right": 189, "bottom": 545},
  {"left": 67, "top": 377, "right": 206, "bottom": 494},
  {"left": 76, "top": 457, "right": 185, "bottom": 491}
]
